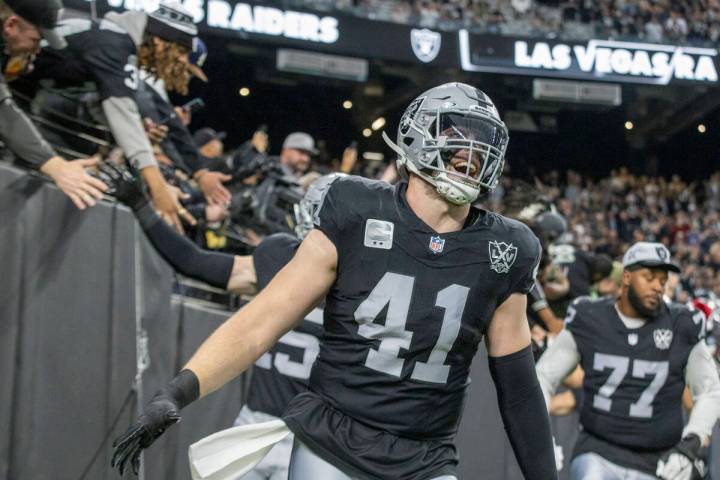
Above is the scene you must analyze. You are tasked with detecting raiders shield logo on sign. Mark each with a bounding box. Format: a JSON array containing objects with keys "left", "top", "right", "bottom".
[
  {"left": 653, "top": 329, "right": 673, "bottom": 350},
  {"left": 410, "top": 28, "right": 441, "bottom": 63},
  {"left": 489, "top": 240, "right": 518, "bottom": 274}
]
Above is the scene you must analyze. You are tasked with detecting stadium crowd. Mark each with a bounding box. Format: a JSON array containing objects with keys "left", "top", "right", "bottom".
[
  {"left": 299, "top": 0, "right": 720, "bottom": 45},
  {"left": 490, "top": 168, "right": 720, "bottom": 304}
]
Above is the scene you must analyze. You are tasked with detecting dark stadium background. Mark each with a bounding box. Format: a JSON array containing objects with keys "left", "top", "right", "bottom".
[{"left": 185, "top": 36, "right": 720, "bottom": 181}]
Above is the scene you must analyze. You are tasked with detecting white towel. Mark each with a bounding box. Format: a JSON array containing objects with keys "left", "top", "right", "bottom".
[{"left": 189, "top": 419, "right": 291, "bottom": 480}]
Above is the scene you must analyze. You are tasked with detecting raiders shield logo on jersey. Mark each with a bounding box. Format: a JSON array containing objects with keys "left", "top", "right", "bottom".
[
  {"left": 653, "top": 329, "right": 673, "bottom": 350},
  {"left": 489, "top": 240, "right": 518, "bottom": 274},
  {"left": 410, "top": 28, "right": 441, "bottom": 63}
]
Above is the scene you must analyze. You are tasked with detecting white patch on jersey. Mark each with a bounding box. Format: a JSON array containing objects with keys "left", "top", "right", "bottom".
[
  {"left": 653, "top": 329, "right": 673, "bottom": 350},
  {"left": 364, "top": 219, "right": 394, "bottom": 250},
  {"left": 488, "top": 240, "right": 518, "bottom": 274},
  {"left": 628, "top": 333, "right": 639, "bottom": 346}
]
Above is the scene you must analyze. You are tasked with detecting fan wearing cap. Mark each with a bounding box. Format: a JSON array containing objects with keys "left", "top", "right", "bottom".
[
  {"left": 279, "top": 132, "right": 317, "bottom": 178},
  {"left": 26, "top": 1, "right": 198, "bottom": 231},
  {"left": 0, "top": 0, "right": 109, "bottom": 209},
  {"left": 135, "top": 38, "right": 232, "bottom": 206},
  {"left": 536, "top": 241, "right": 720, "bottom": 479}
]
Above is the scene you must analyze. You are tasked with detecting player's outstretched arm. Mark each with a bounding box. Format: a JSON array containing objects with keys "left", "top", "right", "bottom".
[
  {"left": 485, "top": 293, "right": 559, "bottom": 480},
  {"left": 111, "top": 229, "right": 337, "bottom": 475},
  {"left": 103, "top": 163, "right": 247, "bottom": 292},
  {"left": 184, "top": 228, "right": 336, "bottom": 396}
]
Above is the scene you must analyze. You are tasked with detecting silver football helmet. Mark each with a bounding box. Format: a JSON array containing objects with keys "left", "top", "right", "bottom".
[
  {"left": 294, "top": 172, "right": 347, "bottom": 239},
  {"left": 383, "top": 82, "right": 509, "bottom": 205}
]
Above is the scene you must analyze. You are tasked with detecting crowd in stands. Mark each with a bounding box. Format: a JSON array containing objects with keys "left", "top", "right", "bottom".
[
  {"left": 488, "top": 167, "right": 720, "bottom": 305},
  {"left": 298, "top": 0, "right": 720, "bottom": 45}
]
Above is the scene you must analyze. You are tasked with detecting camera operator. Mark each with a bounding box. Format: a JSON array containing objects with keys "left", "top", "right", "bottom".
[
  {"left": 0, "top": 0, "right": 107, "bottom": 209},
  {"left": 278, "top": 132, "right": 316, "bottom": 179},
  {"left": 24, "top": 1, "right": 197, "bottom": 231}
]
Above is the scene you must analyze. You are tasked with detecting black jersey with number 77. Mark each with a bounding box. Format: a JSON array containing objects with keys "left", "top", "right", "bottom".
[
  {"left": 566, "top": 297, "right": 705, "bottom": 452},
  {"left": 306, "top": 176, "right": 541, "bottom": 439}
]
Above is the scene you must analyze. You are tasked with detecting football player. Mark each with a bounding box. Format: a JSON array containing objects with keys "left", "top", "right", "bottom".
[
  {"left": 111, "top": 83, "right": 558, "bottom": 480},
  {"left": 0, "top": 0, "right": 108, "bottom": 208},
  {"left": 25, "top": 1, "right": 198, "bottom": 231},
  {"left": 548, "top": 235, "right": 613, "bottom": 316},
  {"left": 500, "top": 185, "right": 567, "bottom": 350},
  {"left": 105, "top": 164, "right": 341, "bottom": 479},
  {"left": 537, "top": 241, "right": 720, "bottom": 479}
]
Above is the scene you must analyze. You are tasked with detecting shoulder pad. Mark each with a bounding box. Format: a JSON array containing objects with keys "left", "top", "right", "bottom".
[{"left": 669, "top": 302, "right": 706, "bottom": 341}]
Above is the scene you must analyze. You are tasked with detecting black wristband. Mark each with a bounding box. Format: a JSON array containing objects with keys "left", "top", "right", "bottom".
[{"left": 162, "top": 369, "right": 200, "bottom": 409}]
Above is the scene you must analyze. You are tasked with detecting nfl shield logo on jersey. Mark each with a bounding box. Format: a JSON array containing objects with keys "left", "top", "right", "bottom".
[
  {"left": 653, "top": 329, "right": 673, "bottom": 350},
  {"left": 628, "top": 333, "right": 639, "bottom": 346},
  {"left": 410, "top": 28, "right": 441, "bottom": 63},
  {"left": 489, "top": 240, "right": 518, "bottom": 274},
  {"left": 429, "top": 235, "right": 445, "bottom": 254}
]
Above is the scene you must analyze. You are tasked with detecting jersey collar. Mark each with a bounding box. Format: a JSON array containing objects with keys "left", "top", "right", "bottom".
[{"left": 394, "top": 181, "right": 490, "bottom": 236}]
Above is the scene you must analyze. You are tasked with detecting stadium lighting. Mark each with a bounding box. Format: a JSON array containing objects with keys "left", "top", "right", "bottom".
[
  {"left": 362, "top": 128, "right": 372, "bottom": 137},
  {"left": 698, "top": 124, "right": 707, "bottom": 133},
  {"left": 343, "top": 100, "right": 353, "bottom": 109},
  {"left": 239, "top": 87, "right": 251, "bottom": 97},
  {"left": 371, "top": 117, "right": 386, "bottom": 131},
  {"left": 362, "top": 152, "right": 384, "bottom": 161},
  {"left": 625, "top": 121, "right": 634, "bottom": 130}
]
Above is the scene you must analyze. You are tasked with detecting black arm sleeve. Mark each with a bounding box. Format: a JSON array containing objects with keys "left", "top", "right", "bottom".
[
  {"left": 135, "top": 203, "right": 234, "bottom": 289},
  {"left": 489, "top": 346, "right": 558, "bottom": 480}
]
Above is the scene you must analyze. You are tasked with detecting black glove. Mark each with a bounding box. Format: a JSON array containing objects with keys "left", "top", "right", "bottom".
[
  {"left": 111, "top": 370, "right": 199, "bottom": 476},
  {"left": 656, "top": 434, "right": 707, "bottom": 480},
  {"left": 98, "top": 162, "right": 149, "bottom": 212}
]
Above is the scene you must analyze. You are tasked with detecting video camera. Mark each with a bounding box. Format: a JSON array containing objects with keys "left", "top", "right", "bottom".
[{"left": 227, "top": 156, "right": 303, "bottom": 239}]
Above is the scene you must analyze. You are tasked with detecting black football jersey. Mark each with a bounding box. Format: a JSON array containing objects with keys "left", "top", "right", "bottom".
[
  {"left": 245, "top": 233, "right": 324, "bottom": 418},
  {"left": 549, "top": 243, "right": 593, "bottom": 297},
  {"left": 31, "top": 18, "right": 138, "bottom": 100},
  {"left": 567, "top": 297, "right": 705, "bottom": 453},
  {"left": 307, "top": 177, "right": 541, "bottom": 439},
  {"left": 548, "top": 243, "right": 595, "bottom": 316}
]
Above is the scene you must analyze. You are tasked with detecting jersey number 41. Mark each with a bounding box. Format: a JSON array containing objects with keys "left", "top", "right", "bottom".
[{"left": 355, "top": 272, "right": 470, "bottom": 385}]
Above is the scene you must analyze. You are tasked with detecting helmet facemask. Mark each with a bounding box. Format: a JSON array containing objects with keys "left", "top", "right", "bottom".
[{"left": 384, "top": 104, "right": 508, "bottom": 205}]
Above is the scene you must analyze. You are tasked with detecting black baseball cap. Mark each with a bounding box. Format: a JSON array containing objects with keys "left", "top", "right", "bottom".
[
  {"left": 6, "top": 0, "right": 66, "bottom": 49},
  {"left": 193, "top": 127, "right": 226, "bottom": 147}
]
